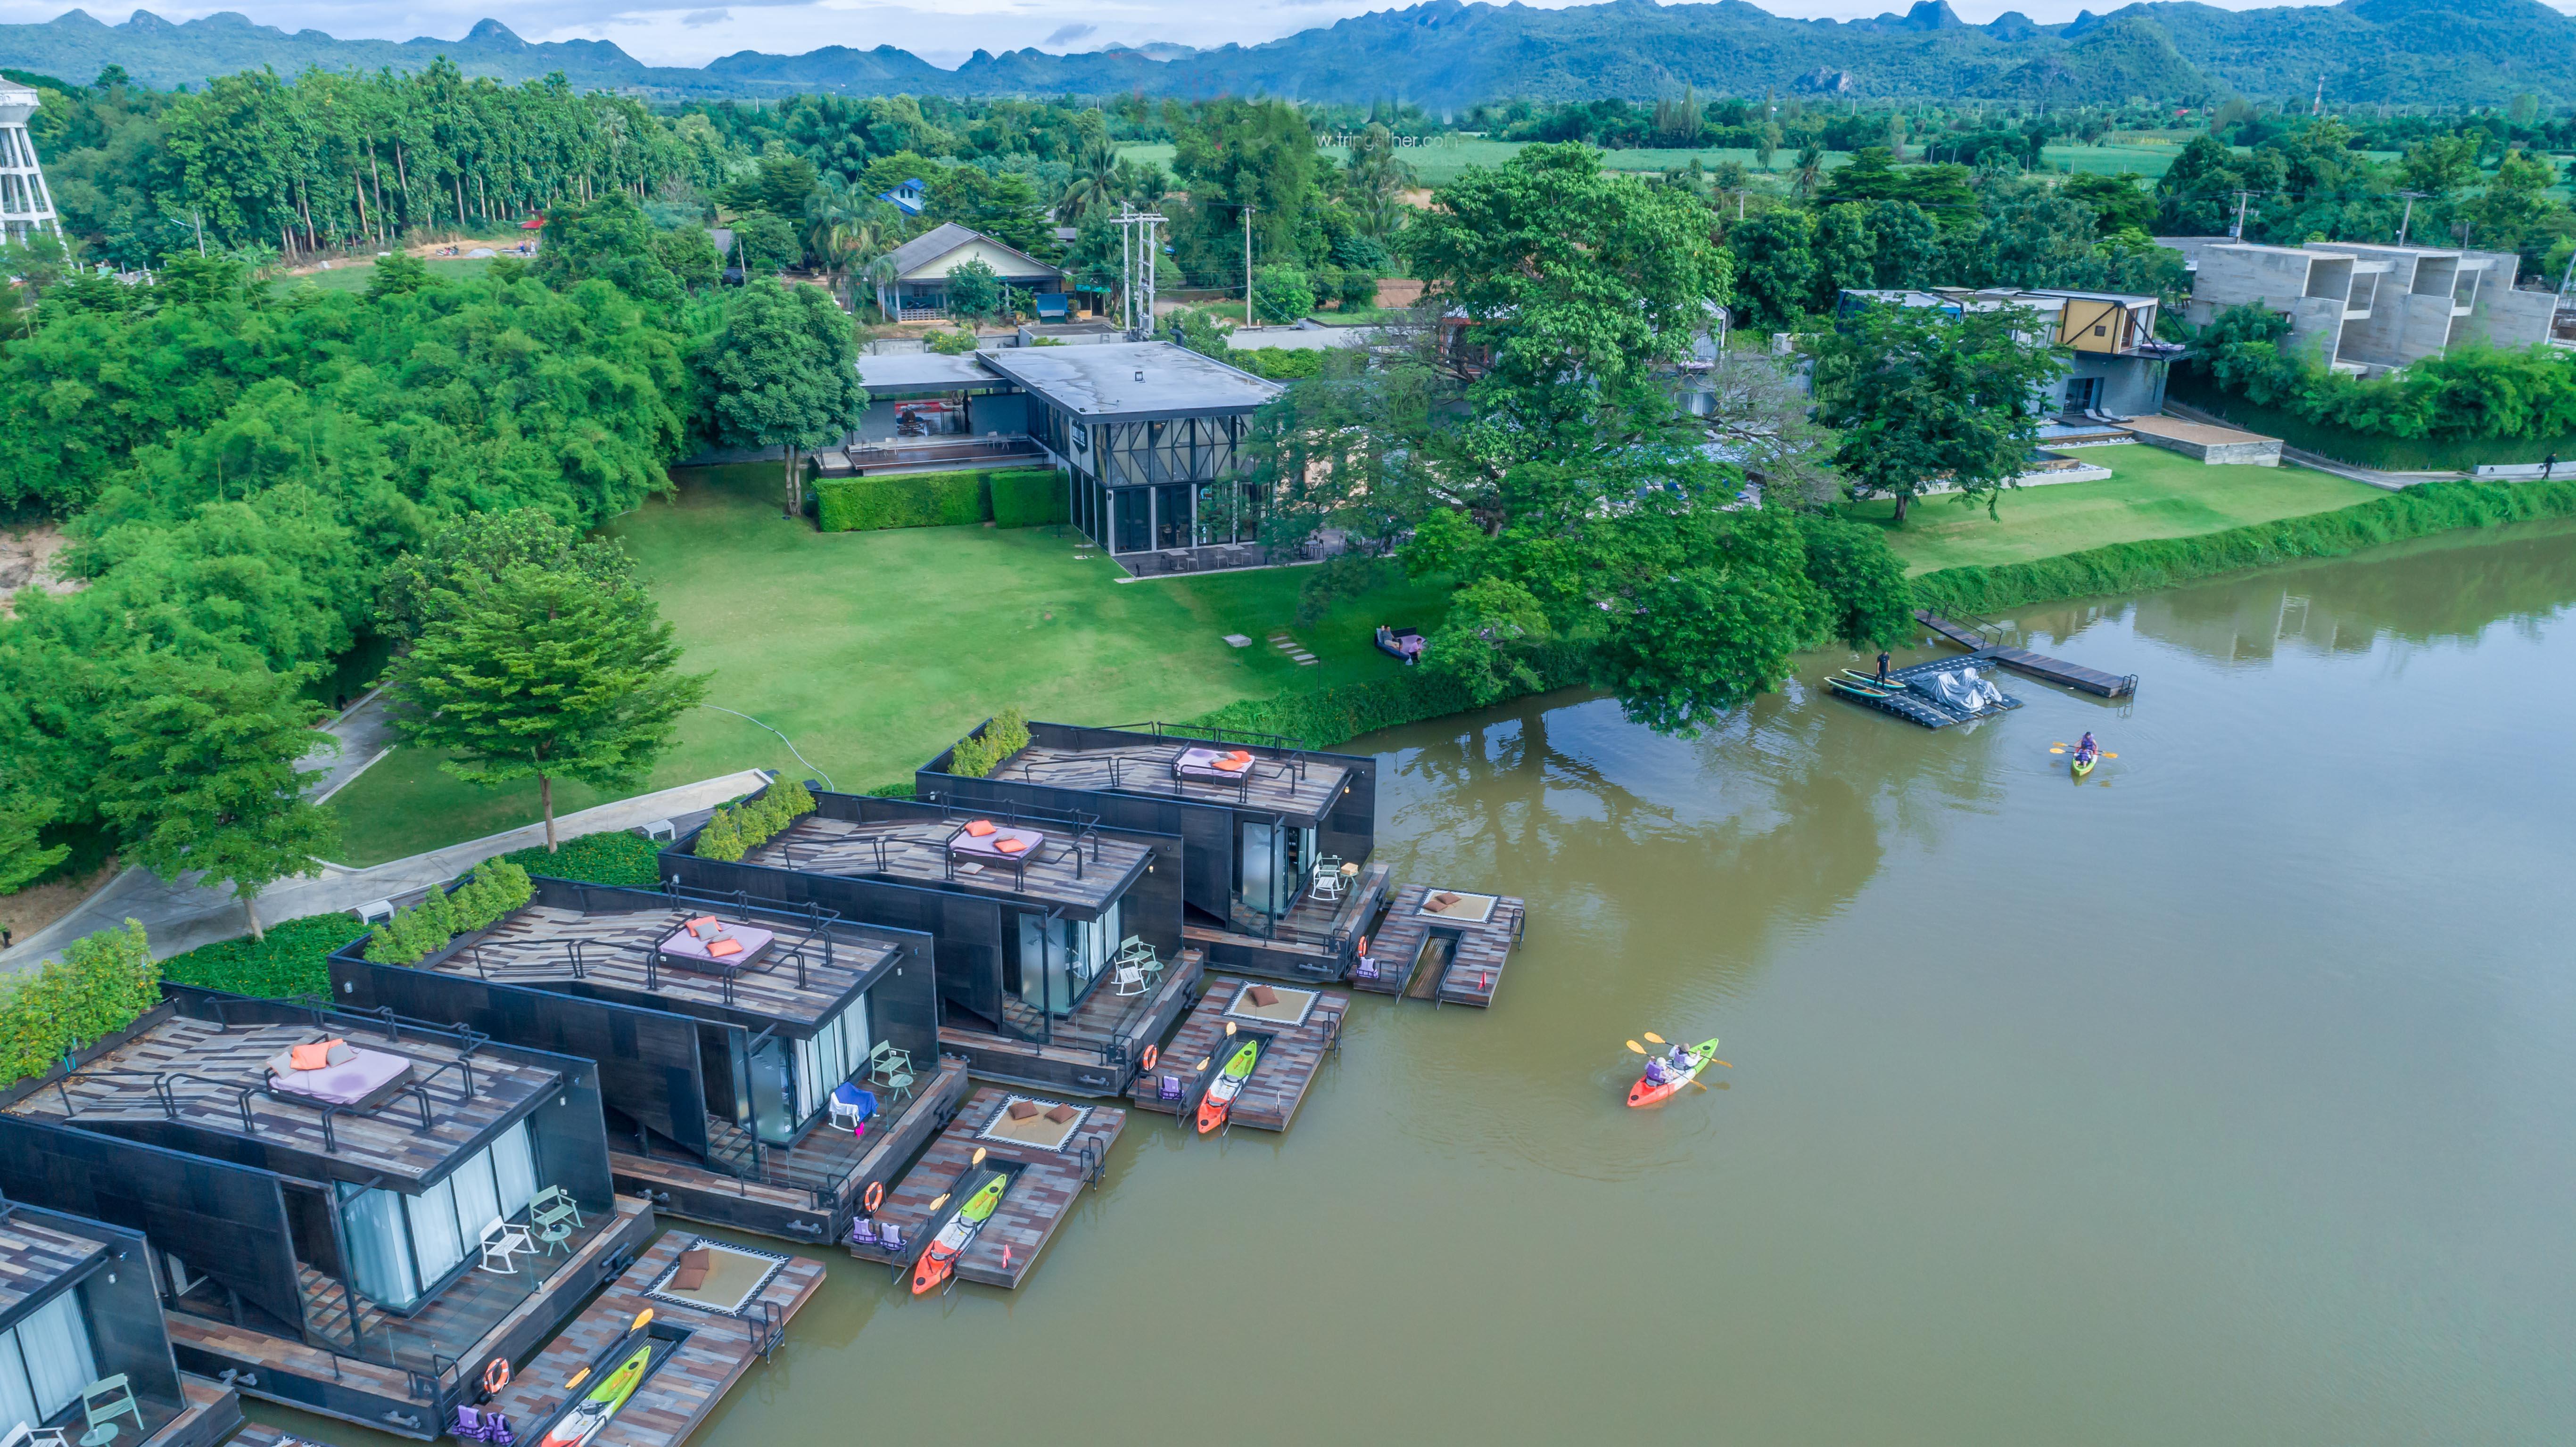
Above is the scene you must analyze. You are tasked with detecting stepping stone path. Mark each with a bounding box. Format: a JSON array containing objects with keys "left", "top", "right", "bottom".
[
  {"left": 1222, "top": 634, "right": 1253, "bottom": 648},
  {"left": 1269, "top": 632, "right": 1319, "bottom": 666}
]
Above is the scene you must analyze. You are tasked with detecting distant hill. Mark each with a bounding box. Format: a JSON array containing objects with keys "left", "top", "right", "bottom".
[{"left": 6, "top": 0, "right": 2576, "bottom": 107}]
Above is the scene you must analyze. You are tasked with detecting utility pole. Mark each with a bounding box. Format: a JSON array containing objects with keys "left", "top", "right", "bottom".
[
  {"left": 2395, "top": 190, "right": 2424, "bottom": 246},
  {"left": 1242, "top": 202, "right": 1256, "bottom": 326},
  {"left": 2230, "top": 189, "right": 2254, "bottom": 240},
  {"left": 2311, "top": 73, "right": 2325, "bottom": 116},
  {"left": 1111, "top": 206, "right": 1164, "bottom": 338}
]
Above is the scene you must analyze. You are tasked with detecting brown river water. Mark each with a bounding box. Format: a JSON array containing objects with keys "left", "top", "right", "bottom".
[{"left": 258, "top": 520, "right": 2576, "bottom": 1445}]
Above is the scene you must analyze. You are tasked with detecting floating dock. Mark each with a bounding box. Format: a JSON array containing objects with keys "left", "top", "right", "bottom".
[
  {"left": 1128, "top": 975, "right": 1346, "bottom": 1131},
  {"left": 482, "top": 1231, "right": 823, "bottom": 1447},
  {"left": 846, "top": 1087, "right": 1123, "bottom": 1290},
  {"left": 1825, "top": 655, "right": 2026, "bottom": 729},
  {"left": 1918, "top": 610, "right": 2138, "bottom": 698},
  {"left": 1350, "top": 883, "right": 1525, "bottom": 1007}
]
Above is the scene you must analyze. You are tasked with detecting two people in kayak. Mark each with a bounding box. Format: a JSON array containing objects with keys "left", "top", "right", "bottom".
[
  {"left": 1641, "top": 1042, "right": 1693, "bottom": 1084},
  {"left": 2074, "top": 731, "right": 2098, "bottom": 763}
]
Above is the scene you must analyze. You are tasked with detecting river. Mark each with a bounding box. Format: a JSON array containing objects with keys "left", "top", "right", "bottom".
[{"left": 256, "top": 521, "right": 2576, "bottom": 1445}]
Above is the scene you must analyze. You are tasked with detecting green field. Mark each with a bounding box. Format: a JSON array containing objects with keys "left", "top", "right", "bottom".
[
  {"left": 325, "top": 464, "right": 1453, "bottom": 863},
  {"left": 2040, "top": 144, "right": 2190, "bottom": 178},
  {"left": 1847, "top": 445, "right": 2385, "bottom": 575},
  {"left": 274, "top": 253, "right": 503, "bottom": 296}
]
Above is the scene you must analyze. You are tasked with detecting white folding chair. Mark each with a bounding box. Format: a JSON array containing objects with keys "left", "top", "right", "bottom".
[
  {"left": 1112, "top": 964, "right": 1148, "bottom": 997},
  {"left": 477, "top": 1217, "right": 534, "bottom": 1274}
]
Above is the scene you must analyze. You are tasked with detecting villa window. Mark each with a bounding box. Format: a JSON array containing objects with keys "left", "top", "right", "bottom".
[
  {"left": 338, "top": 1121, "right": 541, "bottom": 1310},
  {"left": 791, "top": 997, "right": 872, "bottom": 1124},
  {"left": 0, "top": 1290, "right": 98, "bottom": 1431}
]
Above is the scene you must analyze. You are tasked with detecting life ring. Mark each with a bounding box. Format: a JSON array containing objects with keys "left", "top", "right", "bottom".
[
  {"left": 1355, "top": 936, "right": 1369, "bottom": 955},
  {"left": 1139, "top": 1044, "right": 1158, "bottom": 1072},
  {"left": 481, "top": 1357, "right": 510, "bottom": 1396},
  {"left": 862, "top": 1180, "right": 884, "bottom": 1213}
]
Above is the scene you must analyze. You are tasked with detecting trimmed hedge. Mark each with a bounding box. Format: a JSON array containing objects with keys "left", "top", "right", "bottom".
[
  {"left": 989, "top": 469, "right": 1068, "bottom": 528},
  {"left": 1910, "top": 478, "right": 2576, "bottom": 615},
  {"left": 503, "top": 830, "right": 665, "bottom": 888},
  {"left": 163, "top": 913, "right": 368, "bottom": 1000},
  {"left": 1183, "top": 642, "right": 1593, "bottom": 749},
  {"left": 364, "top": 858, "right": 533, "bottom": 966},
  {"left": 817, "top": 466, "right": 1067, "bottom": 533},
  {"left": 2170, "top": 374, "right": 2576, "bottom": 473},
  {"left": 0, "top": 920, "right": 158, "bottom": 1086}
]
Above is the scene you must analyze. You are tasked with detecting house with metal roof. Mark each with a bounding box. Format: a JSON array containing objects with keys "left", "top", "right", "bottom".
[{"left": 873, "top": 223, "right": 1066, "bottom": 321}]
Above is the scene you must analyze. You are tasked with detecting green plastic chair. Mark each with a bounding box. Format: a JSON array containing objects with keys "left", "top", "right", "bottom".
[
  {"left": 529, "top": 1184, "right": 583, "bottom": 1230},
  {"left": 80, "top": 1376, "right": 144, "bottom": 1447}
]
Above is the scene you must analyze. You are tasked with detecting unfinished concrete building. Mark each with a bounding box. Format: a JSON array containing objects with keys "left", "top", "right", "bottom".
[{"left": 2160, "top": 238, "right": 2560, "bottom": 375}]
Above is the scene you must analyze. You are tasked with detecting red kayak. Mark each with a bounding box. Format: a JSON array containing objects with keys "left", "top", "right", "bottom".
[{"left": 1627, "top": 1039, "right": 1722, "bottom": 1107}]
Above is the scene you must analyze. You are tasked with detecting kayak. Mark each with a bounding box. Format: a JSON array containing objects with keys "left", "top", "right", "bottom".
[
  {"left": 537, "top": 1340, "right": 652, "bottom": 1447},
  {"left": 1626, "top": 1038, "right": 1722, "bottom": 1108},
  {"left": 1828, "top": 678, "right": 1892, "bottom": 699},
  {"left": 911, "top": 1172, "right": 1007, "bottom": 1296},
  {"left": 1195, "top": 1039, "right": 1261, "bottom": 1135},
  {"left": 2071, "top": 751, "right": 2097, "bottom": 778}
]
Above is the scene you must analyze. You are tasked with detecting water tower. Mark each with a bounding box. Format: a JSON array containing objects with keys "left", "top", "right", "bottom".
[{"left": 0, "top": 85, "right": 61, "bottom": 244}]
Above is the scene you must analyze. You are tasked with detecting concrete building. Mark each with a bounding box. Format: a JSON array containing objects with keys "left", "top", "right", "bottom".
[
  {"left": 2157, "top": 238, "right": 2561, "bottom": 374},
  {"left": 0, "top": 86, "right": 62, "bottom": 245},
  {"left": 873, "top": 222, "right": 1067, "bottom": 322},
  {"left": 1838, "top": 287, "right": 2181, "bottom": 419}
]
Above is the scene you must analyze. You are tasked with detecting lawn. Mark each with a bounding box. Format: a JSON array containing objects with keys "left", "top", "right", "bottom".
[
  {"left": 1846, "top": 444, "right": 2386, "bottom": 575},
  {"left": 325, "top": 464, "right": 1452, "bottom": 864},
  {"left": 275, "top": 255, "right": 500, "bottom": 296}
]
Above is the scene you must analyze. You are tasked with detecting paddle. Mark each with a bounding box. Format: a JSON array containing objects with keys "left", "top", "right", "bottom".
[
  {"left": 1643, "top": 1032, "right": 1667, "bottom": 1045},
  {"left": 563, "top": 1367, "right": 592, "bottom": 1391},
  {"left": 1624, "top": 1040, "right": 1648, "bottom": 1055}
]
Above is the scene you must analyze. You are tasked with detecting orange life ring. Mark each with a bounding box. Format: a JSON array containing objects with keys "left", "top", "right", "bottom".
[
  {"left": 1140, "top": 1044, "right": 1158, "bottom": 1072},
  {"left": 863, "top": 1180, "right": 884, "bottom": 1213},
  {"left": 482, "top": 1357, "right": 510, "bottom": 1396},
  {"left": 1356, "top": 936, "right": 1369, "bottom": 955}
]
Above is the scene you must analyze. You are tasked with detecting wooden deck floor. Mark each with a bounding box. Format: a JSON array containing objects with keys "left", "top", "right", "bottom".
[
  {"left": 845, "top": 1088, "right": 1123, "bottom": 1290},
  {"left": 1349, "top": 882, "right": 1525, "bottom": 1008},
  {"left": 481, "top": 1232, "right": 825, "bottom": 1447},
  {"left": 1126, "top": 976, "right": 1344, "bottom": 1132},
  {"left": 939, "top": 948, "right": 1201, "bottom": 1094},
  {"left": 1919, "top": 610, "right": 2138, "bottom": 698},
  {"left": 157, "top": 1374, "right": 244, "bottom": 1447}
]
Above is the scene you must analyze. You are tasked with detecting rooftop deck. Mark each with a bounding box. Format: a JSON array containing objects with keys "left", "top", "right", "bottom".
[
  {"left": 742, "top": 813, "right": 1148, "bottom": 914},
  {"left": 4, "top": 1013, "right": 558, "bottom": 1186},
  {"left": 0, "top": 1210, "right": 106, "bottom": 1318},
  {"left": 436, "top": 901, "right": 891, "bottom": 1027},
  {"left": 996, "top": 740, "right": 1351, "bottom": 819}
]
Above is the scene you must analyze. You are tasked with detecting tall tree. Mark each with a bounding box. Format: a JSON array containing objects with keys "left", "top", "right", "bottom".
[
  {"left": 96, "top": 657, "right": 339, "bottom": 941},
  {"left": 376, "top": 508, "right": 639, "bottom": 643},
  {"left": 701, "top": 279, "right": 867, "bottom": 519},
  {"left": 1811, "top": 297, "right": 2066, "bottom": 523},
  {"left": 386, "top": 564, "right": 708, "bottom": 851}
]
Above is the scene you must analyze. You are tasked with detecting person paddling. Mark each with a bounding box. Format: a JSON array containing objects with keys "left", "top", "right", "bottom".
[{"left": 2075, "top": 731, "right": 2098, "bottom": 762}]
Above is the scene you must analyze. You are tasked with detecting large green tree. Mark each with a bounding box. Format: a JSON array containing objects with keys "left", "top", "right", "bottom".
[
  {"left": 701, "top": 279, "right": 867, "bottom": 519},
  {"left": 96, "top": 657, "right": 338, "bottom": 941},
  {"left": 1811, "top": 297, "right": 2066, "bottom": 523},
  {"left": 376, "top": 508, "right": 639, "bottom": 643},
  {"left": 386, "top": 564, "right": 708, "bottom": 851}
]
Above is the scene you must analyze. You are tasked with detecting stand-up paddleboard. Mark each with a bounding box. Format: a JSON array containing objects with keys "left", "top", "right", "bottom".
[
  {"left": 1195, "top": 1039, "right": 1261, "bottom": 1134},
  {"left": 1626, "top": 1038, "right": 1723, "bottom": 1108},
  {"left": 537, "top": 1335, "right": 653, "bottom": 1447},
  {"left": 911, "top": 1173, "right": 1007, "bottom": 1296}
]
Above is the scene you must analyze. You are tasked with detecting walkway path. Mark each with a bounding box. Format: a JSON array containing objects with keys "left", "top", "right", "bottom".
[
  {"left": 301, "top": 687, "right": 398, "bottom": 803},
  {"left": 0, "top": 770, "right": 768, "bottom": 972}
]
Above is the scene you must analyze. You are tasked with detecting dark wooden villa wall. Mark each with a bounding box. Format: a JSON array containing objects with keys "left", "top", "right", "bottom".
[{"left": 6, "top": 1204, "right": 191, "bottom": 1429}]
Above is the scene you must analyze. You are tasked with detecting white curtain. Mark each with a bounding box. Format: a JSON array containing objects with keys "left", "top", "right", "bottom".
[
  {"left": 0, "top": 1326, "right": 39, "bottom": 1433},
  {"left": 450, "top": 1151, "right": 502, "bottom": 1241},
  {"left": 411, "top": 1175, "right": 466, "bottom": 1284},
  {"left": 17, "top": 1293, "right": 96, "bottom": 1420},
  {"left": 339, "top": 1185, "right": 420, "bottom": 1309},
  {"left": 492, "top": 1122, "right": 539, "bottom": 1215},
  {"left": 839, "top": 998, "right": 871, "bottom": 1079}
]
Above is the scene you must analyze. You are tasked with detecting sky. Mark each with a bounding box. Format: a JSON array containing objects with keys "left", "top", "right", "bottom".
[{"left": 11, "top": 0, "right": 2576, "bottom": 70}]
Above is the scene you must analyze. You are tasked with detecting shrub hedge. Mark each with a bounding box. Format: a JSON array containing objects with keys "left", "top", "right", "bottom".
[
  {"left": 944, "top": 707, "right": 1033, "bottom": 778},
  {"left": 2169, "top": 375, "right": 2576, "bottom": 472},
  {"left": 816, "top": 467, "right": 1067, "bottom": 533},
  {"left": 0, "top": 919, "right": 158, "bottom": 1086},
  {"left": 364, "top": 857, "right": 533, "bottom": 966},
  {"left": 694, "top": 777, "right": 816, "bottom": 863},
  {"left": 1909, "top": 478, "right": 2576, "bottom": 615},
  {"left": 162, "top": 913, "right": 367, "bottom": 1000},
  {"left": 503, "top": 830, "right": 665, "bottom": 888}
]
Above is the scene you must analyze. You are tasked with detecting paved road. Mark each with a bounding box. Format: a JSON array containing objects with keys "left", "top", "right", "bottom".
[
  {"left": 301, "top": 686, "right": 400, "bottom": 803},
  {"left": 0, "top": 770, "right": 768, "bottom": 971}
]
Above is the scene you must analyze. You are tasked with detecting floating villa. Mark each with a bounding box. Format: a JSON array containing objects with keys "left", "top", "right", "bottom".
[{"left": 0, "top": 1197, "right": 243, "bottom": 1447}]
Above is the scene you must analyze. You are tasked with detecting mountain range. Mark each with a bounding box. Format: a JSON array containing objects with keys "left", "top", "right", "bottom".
[{"left": 6, "top": 0, "right": 2575, "bottom": 107}]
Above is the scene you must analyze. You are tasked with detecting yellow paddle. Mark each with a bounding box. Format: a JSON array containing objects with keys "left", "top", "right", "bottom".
[
  {"left": 1224, "top": 1020, "right": 1237, "bottom": 1036},
  {"left": 562, "top": 1367, "right": 591, "bottom": 1391},
  {"left": 631, "top": 1308, "right": 653, "bottom": 1330},
  {"left": 1643, "top": 1032, "right": 1668, "bottom": 1045},
  {"left": 1624, "top": 1040, "right": 1648, "bottom": 1055}
]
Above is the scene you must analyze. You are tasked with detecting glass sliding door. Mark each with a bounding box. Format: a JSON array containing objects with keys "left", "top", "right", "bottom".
[
  {"left": 749, "top": 1037, "right": 794, "bottom": 1146},
  {"left": 0, "top": 1292, "right": 98, "bottom": 1430},
  {"left": 1154, "top": 484, "right": 1193, "bottom": 549},
  {"left": 791, "top": 997, "right": 871, "bottom": 1125},
  {"left": 336, "top": 1122, "right": 545, "bottom": 1310},
  {"left": 1113, "top": 489, "right": 1151, "bottom": 552},
  {"left": 1240, "top": 820, "right": 1279, "bottom": 915}
]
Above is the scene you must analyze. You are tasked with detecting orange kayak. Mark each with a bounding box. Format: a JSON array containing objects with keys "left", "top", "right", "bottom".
[
  {"left": 1195, "top": 1039, "right": 1260, "bottom": 1134},
  {"left": 910, "top": 1173, "right": 1005, "bottom": 1295},
  {"left": 1626, "top": 1039, "right": 1720, "bottom": 1108}
]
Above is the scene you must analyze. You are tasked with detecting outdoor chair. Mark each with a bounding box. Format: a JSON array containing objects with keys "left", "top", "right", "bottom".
[
  {"left": 876, "top": 1056, "right": 916, "bottom": 1106},
  {"left": 529, "top": 1184, "right": 583, "bottom": 1230},
  {"left": 3, "top": 1426, "right": 69, "bottom": 1447},
  {"left": 477, "top": 1217, "right": 536, "bottom": 1274},
  {"left": 78, "top": 1376, "right": 143, "bottom": 1447},
  {"left": 535, "top": 1211, "right": 577, "bottom": 1257},
  {"left": 867, "top": 1041, "right": 913, "bottom": 1085},
  {"left": 1112, "top": 964, "right": 1148, "bottom": 997},
  {"left": 1115, "top": 935, "right": 1158, "bottom": 969},
  {"left": 830, "top": 1082, "right": 877, "bottom": 1135}
]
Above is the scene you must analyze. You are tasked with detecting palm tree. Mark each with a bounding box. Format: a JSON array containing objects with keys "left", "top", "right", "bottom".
[
  {"left": 1791, "top": 144, "right": 1826, "bottom": 201},
  {"left": 1056, "top": 137, "right": 1122, "bottom": 225}
]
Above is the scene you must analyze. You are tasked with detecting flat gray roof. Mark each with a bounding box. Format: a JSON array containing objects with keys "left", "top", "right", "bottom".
[
  {"left": 976, "top": 341, "right": 1283, "bottom": 422},
  {"left": 856, "top": 352, "right": 1010, "bottom": 397}
]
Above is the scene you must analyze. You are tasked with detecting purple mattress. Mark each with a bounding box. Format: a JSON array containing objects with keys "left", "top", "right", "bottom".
[
  {"left": 949, "top": 824, "right": 1046, "bottom": 861},
  {"left": 1173, "top": 747, "right": 1259, "bottom": 783},
  {"left": 270, "top": 1048, "right": 414, "bottom": 1106},
  {"left": 660, "top": 921, "right": 775, "bottom": 965}
]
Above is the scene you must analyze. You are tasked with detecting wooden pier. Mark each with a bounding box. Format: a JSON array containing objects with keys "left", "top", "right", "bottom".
[
  {"left": 1127, "top": 976, "right": 1346, "bottom": 1132},
  {"left": 479, "top": 1231, "right": 825, "bottom": 1447},
  {"left": 1349, "top": 883, "right": 1525, "bottom": 1008},
  {"left": 1918, "top": 610, "right": 2138, "bottom": 698},
  {"left": 845, "top": 1087, "right": 1123, "bottom": 1290},
  {"left": 940, "top": 949, "right": 1202, "bottom": 1097},
  {"left": 1825, "top": 655, "right": 2027, "bottom": 729}
]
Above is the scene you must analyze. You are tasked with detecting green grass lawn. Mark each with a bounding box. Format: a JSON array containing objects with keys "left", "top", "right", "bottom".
[
  {"left": 1847, "top": 444, "right": 2385, "bottom": 575},
  {"left": 273, "top": 251, "right": 512, "bottom": 297},
  {"left": 2041, "top": 144, "right": 2188, "bottom": 178},
  {"left": 325, "top": 464, "right": 1452, "bottom": 864}
]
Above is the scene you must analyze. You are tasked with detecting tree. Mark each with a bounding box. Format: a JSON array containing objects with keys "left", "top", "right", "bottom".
[
  {"left": 377, "top": 508, "right": 639, "bottom": 643},
  {"left": 1789, "top": 144, "right": 1826, "bottom": 201},
  {"left": 1811, "top": 297, "right": 2067, "bottom": 523},
  {"left": 943, "top": 258, "right": 1001, "bottom": 320},
  {"left": 1728, "top": 209, "right": 1815, "bottom": 333},
  {"left": 1811, "top": 203, "right": 1876, "bottom": 313},
  {"left": 701, "top": 279, "right": 867, "bottom": 518},
  {"left": 386, "top": 564, "right": 708, "bottom": 851},
  {"left": 533, "top": 194, "right": 685, "bottom": 304},
  {"left": 96, "top": 657, "right": 338, "bottom": 941},
  {"left": 727, "top": 213, "right": 801, "bottom": 276},
  {"left": 0, "top": 792, "right": 71, "bottom": 896},
  {"left": 1864, "top": 199, "right": 1942, "bottom": 289},
  {"left": 1252, "top": 263, "right": 1316, "bottom": 323}
]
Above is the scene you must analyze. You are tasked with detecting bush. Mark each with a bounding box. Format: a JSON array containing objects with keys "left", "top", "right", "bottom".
[
  {"left": 2169, "top": 374, "right": 2576, "bottom": 471},
  {"left": 363, "top": 858, "right": 532, "bottom": 967},
  {"left": 502, "top": 831, "right": 664, "bottom": 888},
  {"left": 1252, "top": 263, "right": 1316, "bottom": 324},
  {"left": 1184, "top": 641, "right": 1592, "bottom": 748},
  {"left": 1910, "top": 477, "right": 2576, "bottom": 615},
  {"left": 695, "top": 808, "right": 745, "bottom": 863},
  {"left": 162, "top": 913, "right": 365, "bottom": 1000},
  {"left": 0, "top": 919, "right": 158, "bottom": 1086},
  {"left": 1234, "top": 348, "right": 1328, "bottom": 381},
  {"left": 865, "top": 781, "right": 918, "bottom": 799},
  {"left": 925, "top": 328, "right": 981, "bottom": 356},
  {"left": 945, "top": 706, "right": 1031, "bottom": 778},
  {"left": 2184, "top": 305, "right": 2576, "bottom": 450},
  {"left": 692, "top": 777, "right": 814, "bottom": 861},
  {"left": 989, "top": 468, "right": 1069, "bottom": 528},
  {"left": 815, "top": 470, "right": 991, "bottom": 532}
]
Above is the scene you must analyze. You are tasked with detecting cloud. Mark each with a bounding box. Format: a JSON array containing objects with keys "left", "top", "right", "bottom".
[
  {"left": 680, "top": 7, "right": 730, "bottom": 23},
  {"left": 1044, "top": 22, "right": 1095, "bottom": 43}
]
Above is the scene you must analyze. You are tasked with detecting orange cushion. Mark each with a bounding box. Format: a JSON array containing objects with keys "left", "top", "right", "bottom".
[
  {"left": 994, "top": 837, "right": 1027, "bottom": 854},
  {"left": 1007, "top": 1100, "right": 1040, "bottom": 1120},
  {"left": 289, "top": 1039, "right": 342, "bottom": 1071},
  {"left": 707, "top": 938, "right": 743, "bottom": 957},
  {"left": 1215, "top": 756, "right": 1252, "bottom": 773},
  {"left": 963, "top": 820, "right": 996, "bottom": 838},
  {"left": 686, "top": 916, "right": 717, "bottom": 929},
  {"left": 1045, "top": 1104, "right": 1077, "bottom": 1124}
]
